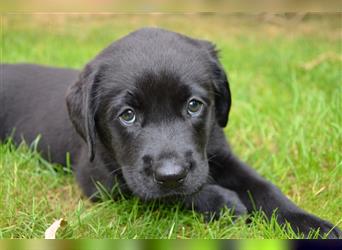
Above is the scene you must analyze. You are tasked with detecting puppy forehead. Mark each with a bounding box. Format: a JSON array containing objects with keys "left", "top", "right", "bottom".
[
  {"left": 125, "top": 70, "right": 210, "bottom": 106},
  {"left": 134, "top": 70, "right": 205, "bottom": 104},
  {"left": 100, "top": 58, "right": 213, "bottom": 102}
]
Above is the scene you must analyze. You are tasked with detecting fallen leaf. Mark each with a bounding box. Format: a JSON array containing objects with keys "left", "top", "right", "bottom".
[{"left": 44, "top": 218, "right": 67, "bottom": 239}]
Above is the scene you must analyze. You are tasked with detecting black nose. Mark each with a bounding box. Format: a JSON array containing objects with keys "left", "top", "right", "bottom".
[{"left": 154, "top": 162, "right": 188, "bottom": 188}]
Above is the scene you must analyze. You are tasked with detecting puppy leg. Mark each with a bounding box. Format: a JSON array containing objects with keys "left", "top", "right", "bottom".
[
  {"left": 184, "top": 184, "right": 247, "bottom": 221},
  {"left": 209, "top": 151, "right": 342, "bottom": 238},
  {"left": 74, "top": 160, "right": 114, "bottom": 201},
  {"left": 73, "top": 149, "right": 129, "bottom": 201}
]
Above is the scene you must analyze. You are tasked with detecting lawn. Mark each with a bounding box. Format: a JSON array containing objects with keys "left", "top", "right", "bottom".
[{"left": 0, "top": 13, "right": 341, "bottom": 239}]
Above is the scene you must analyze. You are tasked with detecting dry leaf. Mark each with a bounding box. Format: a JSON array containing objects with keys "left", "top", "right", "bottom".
[{"left": 44, "top": 218, "right": 67, "bottom": 239}]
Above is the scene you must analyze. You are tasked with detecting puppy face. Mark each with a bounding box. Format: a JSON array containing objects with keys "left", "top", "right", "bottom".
[
  {"left": 66, "top": 28, "right": 231, "bottom": 200},
  {"left": 97, "top": 69, "right": 214, "bottom": 199}
]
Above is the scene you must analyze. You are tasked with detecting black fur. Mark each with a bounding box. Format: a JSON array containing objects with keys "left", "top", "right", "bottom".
[{"left": 0, "top": 28, "right": 340, "bottom": 238}]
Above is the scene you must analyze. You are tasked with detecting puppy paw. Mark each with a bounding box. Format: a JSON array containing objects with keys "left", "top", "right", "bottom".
[
  {"left": 283, "top": 212, "right": 342, "bottom": 239},
  {"left": 185, "top": 184, "right": 247, "bottom": 222}
]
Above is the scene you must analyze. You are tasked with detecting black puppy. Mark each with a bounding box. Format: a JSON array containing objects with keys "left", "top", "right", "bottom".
[{"left": 0, "top": 28, "right": 340, "bottom": 238}]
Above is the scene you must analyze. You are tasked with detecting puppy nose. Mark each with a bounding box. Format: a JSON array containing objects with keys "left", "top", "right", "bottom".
[{"left": 154, "top": 162, "right": 188, "bottom": 188}]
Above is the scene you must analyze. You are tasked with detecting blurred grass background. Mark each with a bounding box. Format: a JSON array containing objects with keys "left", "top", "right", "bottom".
[{"left": 0, "top": 13, "right": 341, "bottom": 238}]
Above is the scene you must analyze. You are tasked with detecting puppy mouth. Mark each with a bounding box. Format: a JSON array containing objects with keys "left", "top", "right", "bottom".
[{"left": 141, "top": 180, "right": 206, "bottom": 201}]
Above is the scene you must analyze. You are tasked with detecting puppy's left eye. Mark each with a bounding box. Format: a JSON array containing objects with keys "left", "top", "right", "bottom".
[
  {"left": 187, "top": 99, "right": 203, "bottom": 117},
  {"left": 119, "top": 109, "right": 136, "bottom": 126}
]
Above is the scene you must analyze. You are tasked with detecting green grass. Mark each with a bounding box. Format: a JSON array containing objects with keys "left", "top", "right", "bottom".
[{"left": 0, "top": 14, "right": 341, "bottom": 239}]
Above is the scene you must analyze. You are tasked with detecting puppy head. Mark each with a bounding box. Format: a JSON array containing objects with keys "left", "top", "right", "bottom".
[{"left": 66, "top": 28, "right": 231, "bottom": 199}]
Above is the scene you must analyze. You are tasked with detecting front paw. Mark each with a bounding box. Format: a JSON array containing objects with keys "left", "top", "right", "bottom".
[
  {"left": 284, "top": 212, "right": 341, "bottom": 239},
  {"left": 185, "top": 184, "right": 247, "bottom": 221}
]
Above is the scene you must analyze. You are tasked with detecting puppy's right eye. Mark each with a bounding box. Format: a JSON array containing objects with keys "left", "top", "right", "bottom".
[
  {"left": 119, "top": 109, "right": 136, "bottom": 126},
  {"left": 187, "top": 99, "right": 203, "bottom": 117}
]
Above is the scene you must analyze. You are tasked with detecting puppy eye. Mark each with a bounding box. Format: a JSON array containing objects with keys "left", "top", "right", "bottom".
[
  {"left": 119, "top": 109, "right": 136, "bottom": 126},
  {"left": 187, "top": 99, "right": 203, "bottom": 117}
]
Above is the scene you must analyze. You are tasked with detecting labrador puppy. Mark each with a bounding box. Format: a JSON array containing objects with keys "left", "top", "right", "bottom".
[{"left": 0, "top": 28, "right": 340, "bottom": 238}]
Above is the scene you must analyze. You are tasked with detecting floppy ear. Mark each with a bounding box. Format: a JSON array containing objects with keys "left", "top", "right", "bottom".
[
  {"left": 66, "top": 63, "right": 100, "bottom": 162},
  {"left": 201, "top": 41, "right": 231, "bottom": 127},
  {"left": 211, "top": 57, "right": 231, "bottom": 127}
]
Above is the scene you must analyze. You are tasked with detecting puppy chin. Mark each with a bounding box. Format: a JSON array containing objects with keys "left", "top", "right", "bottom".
[{"left": 130, "top": 180, "right": 206, "bottom": 201}]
